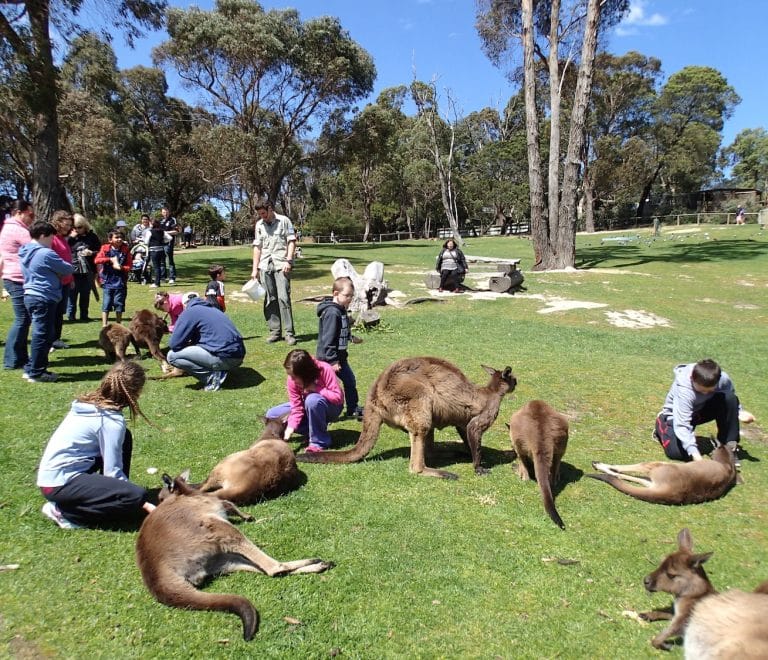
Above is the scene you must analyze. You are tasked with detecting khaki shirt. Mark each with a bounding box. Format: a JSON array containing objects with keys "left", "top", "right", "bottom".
[{"left": 252, "top": 213, "right": 296, "bottom": 270}]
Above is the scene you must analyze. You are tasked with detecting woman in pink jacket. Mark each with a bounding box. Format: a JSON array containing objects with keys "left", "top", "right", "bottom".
[
  {"left": 267, "top": 349, "right": 343, "bottom": 452},
  {"left": 1, "top": 200, "right": 34, "bottom": 370}
]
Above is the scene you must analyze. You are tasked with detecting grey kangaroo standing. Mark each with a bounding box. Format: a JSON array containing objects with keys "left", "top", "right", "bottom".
[
  {"left": 507, "top": 400, "right": 569, "bottom": 529},
  {"left": 588, "top": 444, "right": 737, "bottom": 505},
  {"left": 640, "top": 528, "right": 768, "bottom": 657},
  {"left": 135, "top": 473, "right": 331, "bottom": 641},
  {"left": 196, "top": 415, "right": 301, "bottom": 504},
  {"left": 297, "top": 357, "right": 517, "bottom": 479}
]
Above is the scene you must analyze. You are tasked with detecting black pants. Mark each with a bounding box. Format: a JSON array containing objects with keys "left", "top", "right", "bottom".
[
  {"left": 655, "top": 392, "right": 740, "bottom": 461},
  {"left": 439, "top": 269, "right": 461, "bottom": 290},
  {"left": 42, "top": 429, "right": 148, "bottom": 526},
  {"left": 150, "top": 249, "right": 166, "bottom": 287}
]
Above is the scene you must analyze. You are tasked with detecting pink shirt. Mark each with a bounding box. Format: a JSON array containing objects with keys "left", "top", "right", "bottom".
[
  {"left": 0, "top": 217, "right": 31, "bottom": 283},
  {"left": 51, "top": 234, "right": 74, "bottom": 286},
  {"left": 166, "top": 293, "right": 184, "bottom": 331},
  {"left": 286, "top": 358, "right": 343, "bottom": 430}
]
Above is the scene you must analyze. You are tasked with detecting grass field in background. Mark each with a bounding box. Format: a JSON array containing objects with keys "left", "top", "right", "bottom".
[{"left": 1, "top": 224, "right": 766, "bottom": 658}]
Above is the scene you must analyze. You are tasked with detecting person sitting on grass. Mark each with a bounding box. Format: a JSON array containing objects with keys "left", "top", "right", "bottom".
[
  {"left": 653, "top": 358, "right": 755, "bottom": 467},
  {"left": 266, "top": 349, "right": 343, "bottom": 453},
  {"left": 166, "top": 293, "right": 246, "bottom": 392},
  {"left": 36, "top": 361, "right": 157, "bottom": 529}
]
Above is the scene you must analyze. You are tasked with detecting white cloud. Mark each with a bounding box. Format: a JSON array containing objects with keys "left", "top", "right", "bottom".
[{"left": 617, "top": 0, "right": 668, "bottom": 35}]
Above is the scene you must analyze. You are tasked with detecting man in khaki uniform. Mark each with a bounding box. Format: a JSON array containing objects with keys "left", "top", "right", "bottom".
[{"left": 251, "top": 201, "right": 297, "bottom": 344}]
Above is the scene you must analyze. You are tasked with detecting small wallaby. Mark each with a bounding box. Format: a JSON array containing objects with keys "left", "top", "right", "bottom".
[
  {"left": 99, "top": 322, "right": 139, "bottom": 362},
  {"left": 135, "top": 473, "right": 332, "bottom": 641},
  {"left": 297, "top": 357, "right": 517, "bottom": 479},
  {"left": 587, "top": 444, "right": 737, "bottom": 505},
  {"left": 507, "top": 400, "right": 569, "bottom": 529},
  {"left": 640, "top": 528, "right": 768, "bottom": 656},
  {"left": 197, "top": 415, "right": 301, "bottom": 504}
]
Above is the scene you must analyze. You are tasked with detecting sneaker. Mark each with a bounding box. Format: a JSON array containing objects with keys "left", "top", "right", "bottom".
[
  {"left": 266, "top": 335, "right": 282, "bottom": 344},
  {"left": 168, "top": 279, "right": 176, "bottom": 284},
  {"left": 149, "top": 284, "right": 158, "bottom": 288},
  {"left": 346, "top": 406, "right": 364, "bottom": 420},
  {"left": 41, "top": 502, "right": 82, "bottom": 529},
  {"left": 218, "top": 371, "right": 228, "bottom": 386},
  {"left": 285, "top": 335, "right": 297, "bottom": 346},
  {"left": 304, "top": 444, "right": 325, "bottom": 453},
  {"left": 21, "top": 371, "right": 31, "bottom": 381},
  {"left": 204, "top": 371, "right": 225, "bottom": 392},
  {"left": 27, "top": 371, "right": 58, "bottom": 383},
  {"left": 51, "top": 340, "right": 69, "bottom": 349}
]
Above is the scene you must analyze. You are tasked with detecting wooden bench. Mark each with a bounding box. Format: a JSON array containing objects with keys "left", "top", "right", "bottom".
[{"left": 425, "top": 257, "right": 524, "bottom": 293}]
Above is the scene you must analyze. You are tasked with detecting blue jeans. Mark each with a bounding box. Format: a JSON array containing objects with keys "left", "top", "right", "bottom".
[
  {"left": 25, "top": 295, "right": 57, "bottom": 377},
  {"left": 267, "top": 393, "right": 342, "bottom": 449},
  {"left": 163, "top": 241, "right": 176, "bottom": 280},
  {"left": 3, "top": 279, "right": 30, "bottom": 369},
  {"left": 67, "top": 274, "right": 92, "bottom": 320},
  {"left": 337, "top": 359, "right": 359, "bottom": 414},
  {"left": 167, "top": 345, "right": 243, "bottom": 383},
  {"left": 102, "top": 287, "right": 127, "bottom": 313}
]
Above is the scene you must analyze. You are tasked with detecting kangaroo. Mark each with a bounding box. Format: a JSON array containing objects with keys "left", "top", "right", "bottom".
[
  {"left": 507, "top": 400, "right": 569, "bottom": 529},
  {"left": 587, "top": 444, "right": 737, "bottom": 505},
  {"left": 128, "top": 309, "right": 170, "bottom": 369},
  {"left": 135, "top": 473, "right": 332, "bottom": 641},
  {"left": 196, "top": 416, "right": 302, "bottom": 504},
  {"left": 640, "top": 528, "right": 768, "bottom": 656},
  {"left": 99, "top": 322, "right": 139, "bottom": 362},
  {"left": 297, "top": 357, "right": 517, "bottom": 479}
]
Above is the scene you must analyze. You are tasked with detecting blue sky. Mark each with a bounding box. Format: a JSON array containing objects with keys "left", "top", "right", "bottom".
[{"left": 113, "top": 0, "right": 766, "bottom": 147}]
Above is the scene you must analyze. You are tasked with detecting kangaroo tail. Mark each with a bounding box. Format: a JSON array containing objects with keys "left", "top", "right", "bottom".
[
  {"left": 534, "top": 454, "right": 565, "bottom": 530},
  {"left": 586, "top": 473, "right": 676, "bottom": 505},
  {"left": 296, "top": 408, "right": 383, "bottom": 464},
  {"left": 151, "top": 579, "right": 259, "bottom": 641}
]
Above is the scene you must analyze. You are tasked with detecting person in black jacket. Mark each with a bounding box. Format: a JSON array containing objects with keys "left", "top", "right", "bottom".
[
  {"left": 316, "top": 276, "right": 363, "bottom": 419},
  {"left": 435, "top": 238, "right": 468, "bottom": 292},
  {"left": 67, "top": 214, "right": 102, "bottom": 322}
]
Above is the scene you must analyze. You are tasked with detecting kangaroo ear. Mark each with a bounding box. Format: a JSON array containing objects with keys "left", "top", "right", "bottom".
[
  {"left": 162, "top": 473, "right": 173, "bottom": 489},
  {"left": 503, "top": 367, "right": 513, "bottom": 379},
  {"left": 504, "top": 422, "right": 510, "bottom": 430},
  {"left": 690, "top": 552, "right": 713, "bottom": 568},
  {"left": 179, "top": 468, "right": 191, "bottom": 483},
  {"left": 677, "top": 528, "right": 693, "bottom": 551},
  {"left": 481, "top": 364, "right": 495, "bottom": 376}
]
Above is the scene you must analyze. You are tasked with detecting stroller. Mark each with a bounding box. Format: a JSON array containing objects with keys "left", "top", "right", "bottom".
[{"left": 128, "top": 242, "right": 151, "bottom": 284}]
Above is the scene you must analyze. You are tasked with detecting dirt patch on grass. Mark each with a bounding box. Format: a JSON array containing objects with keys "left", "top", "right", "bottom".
[{"left": 604, "top": 310, "right": 671, "bottom": 329}]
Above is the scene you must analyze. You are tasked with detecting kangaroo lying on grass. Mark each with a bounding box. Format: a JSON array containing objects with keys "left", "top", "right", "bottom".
[
  {"left": 507, "top": 400, "right": 569, "bottom": 529},
  {"left": 640, "top": 528, "right": 768, "bottom": 657},
  {"left": 297, "top": 357, "right": 516, "bottom": 479},
  {"left": 136, "top": 473, "right": 332, "bottom": 641},
  {"left": 196, "top": 415, "right": 301, "bottom": 504},
  {"left": 587, "top": 444, "right": 737, "bottom": 505}
]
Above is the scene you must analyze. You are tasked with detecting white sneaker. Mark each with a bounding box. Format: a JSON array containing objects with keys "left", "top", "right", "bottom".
[
  {"left": 149, "top": 284, "right": 158, "bottom": 288},
  {"left": 168, "top": 279, "right": 176, "bottom": 284},
  {"left": 41, "top": 502, "right": 82, "bottom": 529}
]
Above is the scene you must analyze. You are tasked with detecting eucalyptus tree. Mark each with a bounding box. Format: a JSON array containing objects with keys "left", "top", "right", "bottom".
[
  {"left": 476, "top": 0, "right": 628, "bottom": 269},
  {"left": 724, "top": 128, "right": 768, "bottom": 191},
  {"left": 0, "top": 0, "right": 165, "bottom": 218},
  {"left": 154, "top": 0, "right": 375, "bottom": 211},
  {"left": 636, "top": 66, "right": 740, "bottom": 217},
  {"left": 121, "top": 66, "right": 213, "bottom": 216}
]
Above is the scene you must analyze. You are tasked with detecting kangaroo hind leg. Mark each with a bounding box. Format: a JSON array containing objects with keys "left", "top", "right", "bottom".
[{"left": 409, "top": 429, "right": 458, "bottom": 480}]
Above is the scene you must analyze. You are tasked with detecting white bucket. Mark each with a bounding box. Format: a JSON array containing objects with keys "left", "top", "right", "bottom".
[{"left": 242, "top": 278, "right": 265, "bottom": 301}]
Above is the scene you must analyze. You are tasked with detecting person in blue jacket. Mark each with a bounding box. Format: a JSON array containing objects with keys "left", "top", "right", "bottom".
[
  {"left": 167, "top": 294, "right": 246, "bottom": 391},
  {"left": 19, "top": 221, "right": 74, "bottom": 382}
]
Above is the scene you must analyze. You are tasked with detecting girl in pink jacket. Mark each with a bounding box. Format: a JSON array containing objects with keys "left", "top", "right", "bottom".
[{"left": 266, "top": 349, "right": 343, "bottom": 452}]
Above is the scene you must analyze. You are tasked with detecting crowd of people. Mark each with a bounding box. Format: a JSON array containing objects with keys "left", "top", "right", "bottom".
[{"left": 0, "top": 198, "right": 755, "bottom": 532}]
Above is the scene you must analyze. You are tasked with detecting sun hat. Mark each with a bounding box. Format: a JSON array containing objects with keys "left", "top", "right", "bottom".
[{"left": 181, "top": 291, "right": 199, "bottom": 306}]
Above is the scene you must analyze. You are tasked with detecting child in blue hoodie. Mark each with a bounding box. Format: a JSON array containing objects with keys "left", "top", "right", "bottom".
[
  {"left": 19, "top": 221, "right": 74, "bottom": 382},
  {"left": 37, "top": 361, "right": 156, "bottom": 529}
]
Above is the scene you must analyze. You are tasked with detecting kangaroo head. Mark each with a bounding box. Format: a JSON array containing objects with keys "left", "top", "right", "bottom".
[
  {"left": 481, "top": 365, "right": 517, "bottom": 394},
  {"left": 260, "top": 413, "right": 289, "bottom": 440},
  {"left": 159, "top": 469, "right": 194, "bottom": 501},
  {"left": 643, "top": 528, "right": 714, "bottom": 597}
]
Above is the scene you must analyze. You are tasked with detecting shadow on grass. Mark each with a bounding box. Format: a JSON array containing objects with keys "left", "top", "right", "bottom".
[{"left": 576, "top": 236, "right": 768, "bottom": 269}]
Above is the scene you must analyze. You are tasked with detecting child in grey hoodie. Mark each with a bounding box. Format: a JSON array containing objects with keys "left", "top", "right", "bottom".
[{"left": 18, "top": 221, "right": 73, "bottom": 382}]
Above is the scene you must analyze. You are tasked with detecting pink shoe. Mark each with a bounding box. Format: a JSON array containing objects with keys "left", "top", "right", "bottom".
[{"left": 305, "top": 444, "right": 325, "bottom": 453}]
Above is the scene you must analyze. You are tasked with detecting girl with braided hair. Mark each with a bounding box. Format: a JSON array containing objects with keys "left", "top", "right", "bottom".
[{"left": 36, "top": 361, "right": 156, "bottom": 529}]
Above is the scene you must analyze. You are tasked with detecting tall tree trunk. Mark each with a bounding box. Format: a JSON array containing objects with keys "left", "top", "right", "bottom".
[
  {"left": 522, "top": 0, "right": 546, "bottom": 268},
  {"left": 27, "top": 1, "right": 69, "bottom": 219},
  {"left": 554, "top": 0, "right": 602, "bottom": 269},
  {"left": 547, "top": 0, "right": 561, "bottom": 238}
]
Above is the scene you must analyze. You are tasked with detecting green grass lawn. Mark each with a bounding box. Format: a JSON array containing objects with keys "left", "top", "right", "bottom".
[{"left": 1, "top": 225, "right": 767, "bottom": 658}]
